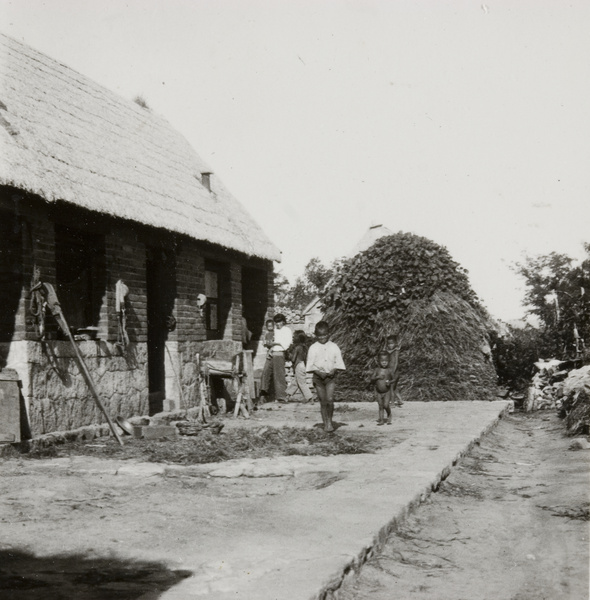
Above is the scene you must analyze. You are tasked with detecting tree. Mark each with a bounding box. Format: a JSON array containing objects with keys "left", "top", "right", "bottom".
[
  {"left": 514, "top": 244, "right": 589, "bottom": 360},
  {"left": 273, "top": 270, "right": 291, "bottom": 306},
  {"left": 278, "top": 257, "right": 344, "bottom": 311}
]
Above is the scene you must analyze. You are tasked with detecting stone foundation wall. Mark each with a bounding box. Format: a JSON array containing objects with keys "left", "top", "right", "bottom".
[{"left": 22, "top": 340, "right": 148, "bottom": 436}]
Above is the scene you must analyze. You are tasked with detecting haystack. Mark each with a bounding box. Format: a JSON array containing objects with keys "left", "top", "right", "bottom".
[
  {"left": 323, "top": 232, "right": 498, "bottom": 401},
  {"left": 396, "top": 291, "right": 497, "bottom": 401}
]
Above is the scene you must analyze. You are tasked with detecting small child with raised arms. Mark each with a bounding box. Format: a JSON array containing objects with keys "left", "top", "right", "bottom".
[
  {"left": 370, "top": 351, "right": 395, "bottom": 425},
  {"left": 306, "top": 321, "right": 345, "bottom": 433},
  {"left": 385, "top": 334, "right": 403, "bottom": 407}
]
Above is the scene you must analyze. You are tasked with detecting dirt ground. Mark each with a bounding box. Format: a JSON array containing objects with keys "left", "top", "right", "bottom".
[
  {"left": 0, "top": 402, "right": 398, "bottom": 599},
  {"left": 339, "top": 412, "right": 590, "bottom": 600},
  {"left": 0, "top": 406, "right": 588, "bottom": 599}
]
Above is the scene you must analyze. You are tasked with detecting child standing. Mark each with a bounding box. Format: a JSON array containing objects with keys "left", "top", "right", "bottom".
[
  {"left": 370, "top": 351, "right": 395, "bottom": 425},
  {"left": 306, "top": 321, "right": 345, "bottom": 432},
  {"left": 385, "top": 334, "right": 403, "bottom": 407},
  {"left": 286, "top": 331, "right": 313, "bottom": 402}
]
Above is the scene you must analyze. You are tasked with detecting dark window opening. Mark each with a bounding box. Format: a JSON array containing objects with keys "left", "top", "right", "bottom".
[
  {"left": 55, "top": 224, "right": 105, "bottom": 335},
  {"left": 204, "top": 260, "right": 229, "bottom": 340}
]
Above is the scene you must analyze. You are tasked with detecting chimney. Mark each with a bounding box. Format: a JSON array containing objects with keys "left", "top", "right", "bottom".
[{"left": 201, "top": 172, "right": 212, "bottom": 192}]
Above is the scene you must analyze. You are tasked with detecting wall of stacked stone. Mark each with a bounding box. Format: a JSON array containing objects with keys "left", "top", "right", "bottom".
[
  {"left": 178, "top": 340, "right": 205, "bottom": 409},
  {"left": 26, "top": 340, "right": 148, "bottom": 435}
]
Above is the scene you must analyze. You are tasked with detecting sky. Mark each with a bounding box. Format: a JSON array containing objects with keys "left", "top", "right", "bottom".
[{"left": 2, "top": 0, "right": 588, "bottom": 322}]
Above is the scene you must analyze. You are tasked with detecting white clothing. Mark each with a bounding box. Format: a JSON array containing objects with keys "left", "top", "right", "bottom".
[
  {"left": 306, "top": 341, "right": 345, "bottom": 374},
  {"left": 273, "top": 326, "right": 293, "bottom": 353}
]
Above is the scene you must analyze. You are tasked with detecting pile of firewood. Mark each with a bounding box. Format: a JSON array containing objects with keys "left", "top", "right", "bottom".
[{"left": 525, "top": 359, "right": 569, "bottom": 411}]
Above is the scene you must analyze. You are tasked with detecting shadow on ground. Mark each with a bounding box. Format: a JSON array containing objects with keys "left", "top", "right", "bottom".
[{"left": 0, "top": 549, "right": 192, "bottom": 600}]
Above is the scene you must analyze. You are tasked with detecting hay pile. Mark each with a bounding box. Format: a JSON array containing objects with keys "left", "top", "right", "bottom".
[
  {"left": 323, "top": 233, "right": 498, "bottom": 401},
  {"left": 397, "top": 292, "right": 497, "bottom": 401}
]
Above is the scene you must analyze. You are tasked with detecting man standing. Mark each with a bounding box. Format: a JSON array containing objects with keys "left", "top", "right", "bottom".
[{"left": 260, "top": 313, "right": 292, "bottom": 403}]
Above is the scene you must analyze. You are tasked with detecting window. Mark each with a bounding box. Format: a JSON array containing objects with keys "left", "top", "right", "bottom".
[
  {"left": 55, "top": 224, "right": 105, "bottom": 334},
  {"left": 204, "top": 260, "right": 230, "bottom": 340},
  {"left": 204, "top": 267, "right": 219, "bottom": 337}
]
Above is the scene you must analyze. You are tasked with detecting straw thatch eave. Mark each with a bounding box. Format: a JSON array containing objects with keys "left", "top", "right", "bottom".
[{"left": 0, "top": 33, "right": 281, "bottom": 263}]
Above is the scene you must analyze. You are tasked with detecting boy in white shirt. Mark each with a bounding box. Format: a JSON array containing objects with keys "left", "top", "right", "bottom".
[{"left": 306, "top": 321, "right": 345, "bottom": 432}]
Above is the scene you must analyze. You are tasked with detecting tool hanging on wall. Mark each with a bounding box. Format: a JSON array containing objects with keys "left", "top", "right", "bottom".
[
  {"left": 30, "top": 281, "right": 124, "bottom": 446},
  {"left": 30, "top": 268, "right": 47, "bottom": 340},
  {"left": 115, "top": 279, "right": 129, "bottom": 349},
  {"left": 196, "top": 293, "right": 207, "bottom": 316}
]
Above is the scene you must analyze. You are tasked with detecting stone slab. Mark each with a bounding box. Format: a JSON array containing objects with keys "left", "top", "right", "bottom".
[{"left": 137, "top": 425, "right": 179, "bottom": 440}]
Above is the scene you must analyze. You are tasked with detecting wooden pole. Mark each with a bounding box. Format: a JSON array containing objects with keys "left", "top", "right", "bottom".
[{"left": 39, "top": 283, "right": 123, "bottom": 445}]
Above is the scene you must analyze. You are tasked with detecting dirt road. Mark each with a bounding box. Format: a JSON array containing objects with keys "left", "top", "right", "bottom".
[{"left": 339, "top": 412, "right": 589, "bottom": 600}]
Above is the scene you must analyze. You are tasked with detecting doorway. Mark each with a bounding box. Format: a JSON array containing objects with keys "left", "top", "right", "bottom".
[{"left": 146, "top": 246, "right": 176, "bottom": 415}]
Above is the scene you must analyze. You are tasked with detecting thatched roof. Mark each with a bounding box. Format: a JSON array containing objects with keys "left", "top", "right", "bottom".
[{"left": 0, "top": 33, "right": 281, "bottom": 262}]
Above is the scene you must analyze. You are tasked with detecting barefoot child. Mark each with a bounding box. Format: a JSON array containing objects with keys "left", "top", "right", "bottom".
[
  {"left": 306, "top": 321, "right": 345, "bottom": 432},
  {"left": 385, "top": 334, "right": 403, "bottom": 407},
  {"left": 370, "top": 351, "right": 395, "bottom": 425},
  {"left": 286, "top": 331, "right": 313, "bottom": 402}
]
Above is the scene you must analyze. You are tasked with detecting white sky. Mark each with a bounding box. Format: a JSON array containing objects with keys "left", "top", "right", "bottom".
[{"left": 2, "top": 0, "right": 589, "bottom": 322}]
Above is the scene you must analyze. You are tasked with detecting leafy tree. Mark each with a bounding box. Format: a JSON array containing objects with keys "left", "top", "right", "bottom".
[
  {"left": 279, "top": 257, "right": 344, "bottom": 311},
  {"left": 273, "top": 270, "right": 291, "bottom": 306},
  {"left": 515, "top": 244, "right": 589, "bottom": 360},
  {"left": 490, "top": 325, "right": 543, "bottom": 391}
]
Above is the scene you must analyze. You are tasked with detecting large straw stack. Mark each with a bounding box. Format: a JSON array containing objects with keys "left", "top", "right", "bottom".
[{"left": 323, "top": 233, "right": 498, "bottom": 401}]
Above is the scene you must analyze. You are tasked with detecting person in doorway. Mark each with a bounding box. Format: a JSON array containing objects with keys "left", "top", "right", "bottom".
[
  {"left": 306, "top": 321, "right": 345, "bottom": 432},
  {"left": 286, "top": 331, "right": 314, "bottom": 403},
  {"left": 370, "top": 351, "right": 395, "bottom": 425},
  {"left": 260, "top": 314, "right": 292, "bottom": 403},
  {"left": 259, "top": 319, "right": 275, "bottom": 403},
  {"left": 241, "top": 314, "right": 252, "bottom": 349}
]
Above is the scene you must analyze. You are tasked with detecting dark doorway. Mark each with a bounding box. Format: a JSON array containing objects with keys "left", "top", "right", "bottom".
[
  {"left": 146, "top": 246, "right": 176, "bottom": 415},
  {"left": 0, "top": 209, "right": 22, "bottom": 362},
  {"left": 241, "top": 266, "right": 269, "bottom": 356}
]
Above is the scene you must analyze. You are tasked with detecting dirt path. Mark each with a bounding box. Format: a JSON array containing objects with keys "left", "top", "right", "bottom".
[{"left": 338, "top": 412, "right": 589, "bottom": 600}]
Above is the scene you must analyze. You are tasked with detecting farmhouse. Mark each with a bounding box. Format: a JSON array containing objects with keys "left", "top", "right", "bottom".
[{"left": 0, "top": 33, "right": 280, "bottom": 437}]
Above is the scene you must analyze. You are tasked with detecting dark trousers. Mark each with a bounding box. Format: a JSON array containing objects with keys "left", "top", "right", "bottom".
[
  {"left": 260, "top": 353, "right": 287, "bottom": 400},
  {"left": 312, "top": 373, "right": 335, "bottom": 405}
]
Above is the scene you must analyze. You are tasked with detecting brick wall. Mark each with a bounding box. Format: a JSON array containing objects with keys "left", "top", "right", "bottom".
[
  {"left": 106, "top": 224, "right": 148, "bottom": 344},
  {"left": 0, "top": 190, "right": 276, "bottom": 435},
  {"left": 176, "top": 242, "right": 206, "bottom": 342}
]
